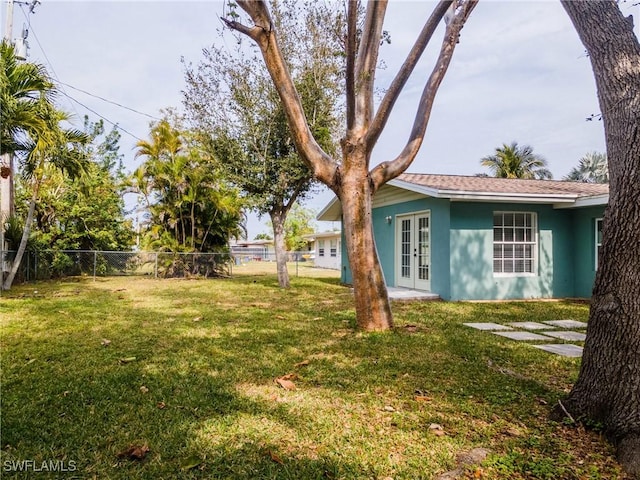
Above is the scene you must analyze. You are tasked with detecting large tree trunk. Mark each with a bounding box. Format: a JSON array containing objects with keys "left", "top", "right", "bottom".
[
  {"left": 338, "top": 161, "right": 393, "bottom": 331},
  {"left": 270, "top": 210, "right": 290, "bottom": 289},
  {"left": 3, "top": 179, "right": 39, "bottom": 290},
  {"left": 557, "top": 2, "right": 640, "bottom": 475}
]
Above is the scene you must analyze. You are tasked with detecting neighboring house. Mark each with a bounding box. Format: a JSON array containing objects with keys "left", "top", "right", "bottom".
[
  {"left": 303, "top": 231, "right": 342, "bottom": 270},
  {"left": 318, "top": 174, "right": 608, "bottom": 301},
  {"left": 230, "top": 239, "right": 276, "bottom": 261}
]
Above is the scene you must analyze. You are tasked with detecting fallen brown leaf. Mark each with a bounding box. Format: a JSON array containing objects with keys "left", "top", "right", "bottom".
[
  {"left": 279, "top": 373, "right": 298, "bottom": 381},
  {"left": 117, "top": 444, "right": 149, "bottom": 460},
  {"left": 276, "top": 377, "right": 296, "bottom": 390},
  {"left": 101, "top": 339, "right": 111, "bottom": 347},
  {"left": 294, "top": 360, "right": 310, "bottom": 368},
  {"left": 415, "top": 395, "right": 432, "bottom": 402},
  {"left": 157, "top": 402, "right": 166, "bottom": 409},
  {"left": 140, "top": 386, "right": 149, "bottom": 394},
  {"left": 275, "top": 315, "right": 285, "bottom": 320},
  {"left": 268, "top": 450, "right": 284, "bottom": 464},
  {"left": 193, "top": 316, "right": 202, "bottom": 322},
  {"left": 429, "top": 423, "right": 446, "bottom": 436}
]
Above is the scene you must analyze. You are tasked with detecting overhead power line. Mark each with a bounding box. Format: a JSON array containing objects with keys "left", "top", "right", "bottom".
[
  {"left": 57, "top": 80, "right": 161, "bottom": 121},
  {"left": 60, "top": 91, "right": 144, "bottom": 142}
]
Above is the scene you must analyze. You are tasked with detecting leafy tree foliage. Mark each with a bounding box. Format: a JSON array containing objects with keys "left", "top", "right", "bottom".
[
  {"left": 183, "top": 0, "right": 342, "bottom": 288},
  {"left": 481, "top": 142, "right": 552, "bottom": 180},
  {"left": 2, "top": 42, "right": 90, "bottom": 289},
  {"left": 564, "top": 151, "right": 608, "bottom": 183},
  {"left": 283, "top": 203, "right": 316, "bottom": 252},
  {"left": 130, "top": 118, "right": 244, "bottom": 253},
  {"left": 0, "top": 39, "right": 54, "bottom": 159},
  {"left": 13, "top": 119, "right": 135, "bottom": 252}
]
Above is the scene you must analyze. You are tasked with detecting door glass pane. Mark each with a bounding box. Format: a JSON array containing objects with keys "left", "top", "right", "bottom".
[
  {"left": 401, "top": 219, "right": 411, "bottom": 278},
  {"left": 418, "top": 216, "right": 429, "bottom": 281}
]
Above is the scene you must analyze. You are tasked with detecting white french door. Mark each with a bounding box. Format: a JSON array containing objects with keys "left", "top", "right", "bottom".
[{"left": 396, "top": 212, "right": 431, "bottom": 291}]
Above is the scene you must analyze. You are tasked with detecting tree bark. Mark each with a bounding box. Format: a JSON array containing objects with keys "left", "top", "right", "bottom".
[
  {"left": 557, "top": 2, "right": 640, "bottom": 476},
  {"left": 270, "top": 209, "right": 290, "bottom": 289},
  {"left": 338, "top": 145, "right": 393, "bottom": 331}
]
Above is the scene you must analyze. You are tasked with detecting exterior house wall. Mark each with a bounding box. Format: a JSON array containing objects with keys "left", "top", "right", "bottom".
[
  {"left": 336, "top": 195, "right": 606, "bottom": 301},
  {"left": 313, "top": 234, "right": 341, "bottom": 270},
  {"left": 341, "top": 197, "right": 451, "bottom": 298},
  {"left": 571, "top": 206, "right": 604, "bottom": 298},
  {"left": 449, "top": 202, "right": 575, "bottom": 301}
]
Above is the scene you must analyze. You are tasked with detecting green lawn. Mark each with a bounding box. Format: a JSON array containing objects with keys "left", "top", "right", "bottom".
[{"left": 0, "top": 276, "right": 626, "bottom": 479}]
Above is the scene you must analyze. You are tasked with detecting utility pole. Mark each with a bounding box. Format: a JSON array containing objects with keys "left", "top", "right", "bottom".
[{"left": 1, "top": 0, "right": 16, "bottom": 285}]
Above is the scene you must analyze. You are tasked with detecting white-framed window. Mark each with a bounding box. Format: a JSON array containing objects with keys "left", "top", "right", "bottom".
[
  {"left": 493, "top": 211, "right": 537, "bottom": 275},
  {"left": 330, "top": 239, "right": 338, "bottom": 257},
  {"left": 595, "top": 218, "right": 603, "bottom": 270},
  {"left": 318, "top": 239, "right": 325, "bottom": 257}
]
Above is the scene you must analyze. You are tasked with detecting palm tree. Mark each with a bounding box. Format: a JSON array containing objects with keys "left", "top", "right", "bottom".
[
  {"left": 0, "top": 40, "right": 54, "bottom": 157},
  {"left": 481, "top": 142, "right": 552, "bottom": 180},
  {"left": 3, "top": 103, "right": 89, "bottom": 290},
  {"left": 564, "top": 151, "right": 608, "bottom": 183}
]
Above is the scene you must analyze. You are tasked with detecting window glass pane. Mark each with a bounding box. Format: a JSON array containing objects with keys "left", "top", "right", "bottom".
[
  {"left": 515, "top": 228, "right": 525, "bottom": 242},
  {"left": 504, "top": 260, "right": 514, "bottom": 273},
  {"left": 493, "top": 213, "right": 502, "bottom": 227},
  {"left": 493, "top": 260, "right": 502, "bottom": 273},
  {"left": 504, "top": 228, "right": 514, "bottom": 242},
  {"left": 524, "top": 244, "right": 533, "bottom": 259},
  {"left": 514, "top": 244, "right": 524, "bottom": 258},
  {"left": 493, "top": 245, "right": 502, "bottom": 259},
  {"left": 504, "top": 213, "right": 514, "bottom": 226},
  {"left": 515, "top": 213, "right": 525, "bottom": 227},
  {"left": 504, "top": 244, "right": 514, "bottom": 259},
  {"left": 493, "top": 228, "right": 502, "bottom": 242}
]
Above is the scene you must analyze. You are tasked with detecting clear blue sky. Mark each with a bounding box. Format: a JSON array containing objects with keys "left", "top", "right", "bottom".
[{"left": 3, "top": 1, "right": 637, "bottom": 238}]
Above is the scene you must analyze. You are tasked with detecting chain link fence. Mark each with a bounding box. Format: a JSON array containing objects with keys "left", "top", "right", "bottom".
[{"left": 0, "top": 249, "right": 338, "bottom": 284}]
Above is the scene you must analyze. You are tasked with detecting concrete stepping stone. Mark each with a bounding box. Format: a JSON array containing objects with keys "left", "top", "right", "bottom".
[
  {"left": 533, "top": 344, "right": 583, "bottom": 357},
  {"left": 507, "top": 321, "right": 551, "bottom": 330},
  {"left": 541, "top": 331, "right": 587, "bottom": 341},
  {"left": 542, "top": 320, "right": 587, "bottom": 329},
  {"left": 492, "top": 331, "right": 552, "bottom": 341},
  {"left": 463, "top": 322, "right": 513, "bottom": 331}
]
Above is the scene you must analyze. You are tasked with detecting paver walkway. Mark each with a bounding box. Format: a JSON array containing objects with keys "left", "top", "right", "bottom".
[{"left": 463, "top": 320, "right": 587, "bottom": 357}]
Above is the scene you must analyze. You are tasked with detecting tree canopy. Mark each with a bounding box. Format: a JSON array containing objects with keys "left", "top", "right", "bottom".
[
  {"left": 564, "top": 151, "right": 608, "bottom": 183},
  {"left": 130, "top": 118, "right": 244, "bottom": 253},
  {"left": 481, "top": 142, "right": 552, "bottom": 180},
  {"left": 184, "top": 0, "right": 343, "bottom": 288}
]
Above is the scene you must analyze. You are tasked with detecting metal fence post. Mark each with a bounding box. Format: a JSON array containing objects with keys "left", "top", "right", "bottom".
[
  {"left": 93, "top": 251, "right": 97, "bottom": 281},
  {"left": 154, "top": 252, "right": 158, "bottom": 278}
]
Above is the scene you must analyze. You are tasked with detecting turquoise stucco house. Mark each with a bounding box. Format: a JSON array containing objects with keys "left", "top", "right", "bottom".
[{"left": 318, "top": 174, "right": 609, "bottom": 301}]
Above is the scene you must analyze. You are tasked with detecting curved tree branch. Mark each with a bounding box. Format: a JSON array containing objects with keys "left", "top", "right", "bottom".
[
  {"left": 345, "top": 0, "right": 358, "bottom": 130},
  {"left": 353, "top": 0, "right": 388, "bottom": 131},
  {"left": 224, "top": 0, "right": 338, "bottom": 188},
  {"left": 371, "top": 0, "right": 477, "bottom": 191},
  {"left": 365, "top": 0, "right": 452, "bottom": 151}
]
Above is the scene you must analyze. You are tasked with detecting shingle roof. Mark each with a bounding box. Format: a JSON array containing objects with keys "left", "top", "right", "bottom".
[{"left": 396, "top": 173, "right": 609, "bottom": 198}]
